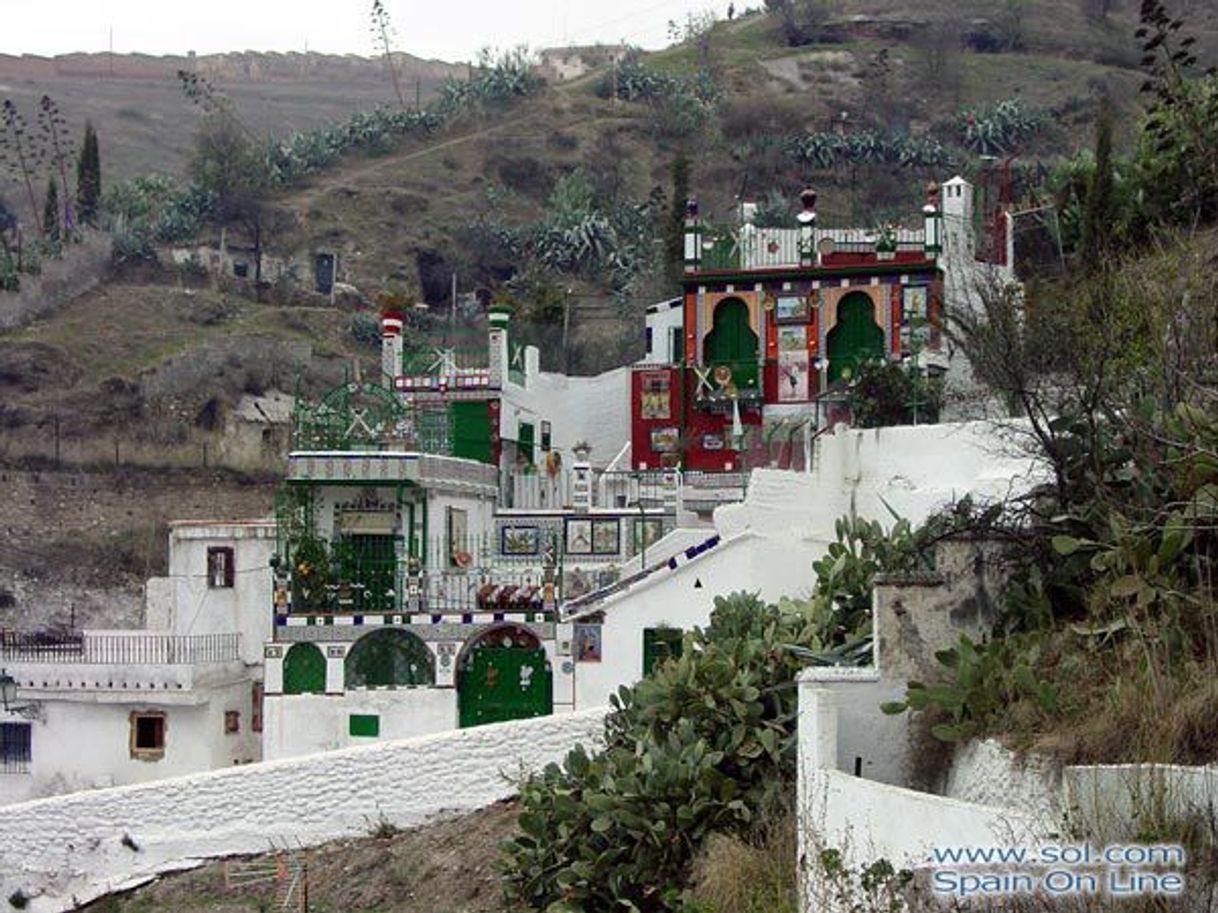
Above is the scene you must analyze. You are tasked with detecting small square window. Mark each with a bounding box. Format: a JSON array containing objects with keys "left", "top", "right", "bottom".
[
  {"left": 207, "top": 547, "right": 235, "bottom": 588},
  {"left": 130, "top": 711, "right": 166, "bottom": 761},
  {"left": 224, "top": 710, "right": 240, "bottom": 734}
]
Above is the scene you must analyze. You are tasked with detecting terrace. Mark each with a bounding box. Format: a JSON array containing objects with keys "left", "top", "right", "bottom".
[{"left": 695, "top": 225, "right": 930, "bottom": 273}]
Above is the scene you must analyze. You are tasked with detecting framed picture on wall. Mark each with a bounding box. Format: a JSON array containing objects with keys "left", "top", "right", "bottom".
[
  {"left": 573, "top": 623, "right": 602, "bottom": 662},
  {"left": 650, "top": 426, "right": 681, "bottom": 453},
  {"left": 592, "top": 518, "right": 620, "bottom": 555},
  {"left": 903, "top": 285, "right": 929, "bottom": 322},
  {"left": 903, "top": 286, "right": 931, "bottom": 344},
  {"left": 565, "top": 519, "right": 593, "bottom": 555},
  {"left": 640, "top": 372, "right": 672, "bottom": 420},
  {"left": 500, "top": 524, "right": 540, "bottom": 556},
  {"left": 775, "top": 295, "right": 809, "bottom": 323}
]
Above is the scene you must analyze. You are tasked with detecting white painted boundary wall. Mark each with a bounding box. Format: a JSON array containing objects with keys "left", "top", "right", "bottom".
[
  {"left": 718, "top": 420, "right": 1044, "bottom": 545},
  {"left": 797, "top": 675, "right": 1046, "bottom": 913},
  {"left": 1, "top": 708, "right": 607, "bottom": 913}
]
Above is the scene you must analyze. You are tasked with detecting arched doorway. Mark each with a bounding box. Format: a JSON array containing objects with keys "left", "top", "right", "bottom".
[
  {"left": 345, "top": 629, "right": 435, "bottom": 688},
  {"left": 704, "top": 298, "right": 759, "bottom": 391},
  {"left": 457, "top": 624, "right": 551, "bottom": 728},
  {"left": 283, "top": 642, "right": 326, "bottom": 695},
  {"left": 826, "top": 292, "right": 885, "bottom": 385}
]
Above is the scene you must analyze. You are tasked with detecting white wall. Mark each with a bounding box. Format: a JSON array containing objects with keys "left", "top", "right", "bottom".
[
  {"left": 0, "top": 708, "right": 606, "bottom": 913},
  {"left": 426, "top": 488, "right": 497, "bottom": 569},
  {"left": 162, "top": 521, "right": 276, "bottom": 665},
  {"left": 571, "top": 533, "right": 819, "bottom": 709},
  {"left": 0, "top": 679, "right": 259, "bottom": 807},
  {"left": 503, "top": 367, "right": 632, "bottom": 468},
  {"left": 262, "top": 688, "right": 457, "bottom": 760},
  {"left": 643, "top": 299, "right": 683, "bottom": 364},
  {"left": 797, "top": 676, "right": 1047, "bottom": 913},
  {"left": 718, "top": 421, "right": 1043, "bottom": 544},
  {"left": 945, "top": 738, "right": 1062, "bottom": 823},
  {"left": 1064, "top": 764, "right": 1218, "bottom": 841}
]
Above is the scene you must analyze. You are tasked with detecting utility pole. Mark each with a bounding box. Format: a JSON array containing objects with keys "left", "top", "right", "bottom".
[{"left": 562, "top": 288, "right": 572, "bottom": 372}]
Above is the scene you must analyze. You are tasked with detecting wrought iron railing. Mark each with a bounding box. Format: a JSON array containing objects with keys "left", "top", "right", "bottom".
[
  {"left": 692, "top": 225, "right": 927, "bottom": 272},
  {"left": 0, "top": 632, "right": 241, "bottom": 664},
  {"left": 597, "top": 471, "right": 672, "bottom": 509}
]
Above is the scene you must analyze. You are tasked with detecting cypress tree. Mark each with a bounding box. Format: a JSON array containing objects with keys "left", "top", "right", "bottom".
[
  {"left": 43, "top": 177, "right": 60, "bottom": 243},
  {"left": 665, "top": 152, "right": 690, "bottom": 285},
  {"left": 1080, "top": 101, "right": 1115, "bottom": 263},
  {"left": 76, "top": 121, "right": 101, "bottom": 227}
]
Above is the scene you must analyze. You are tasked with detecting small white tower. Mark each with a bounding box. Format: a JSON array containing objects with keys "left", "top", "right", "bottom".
[
  {"left": 940, "top": 175, "right": 975, "bottom": 258},
  {"left": 380, "top": 312, "right": 404, "bottom": 389}
]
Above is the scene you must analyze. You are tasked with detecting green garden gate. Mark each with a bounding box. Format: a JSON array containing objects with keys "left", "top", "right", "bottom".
[{"left": 457, "top": 629, "right": 552, "bottom": 728}]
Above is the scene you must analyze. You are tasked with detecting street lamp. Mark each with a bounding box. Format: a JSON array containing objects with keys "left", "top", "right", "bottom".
[
  {"left": 0, "top": 669, "right": 35, "bottom": 717},
  {"left": 0, "top": 669, "right": 16, "bottom": 711}
]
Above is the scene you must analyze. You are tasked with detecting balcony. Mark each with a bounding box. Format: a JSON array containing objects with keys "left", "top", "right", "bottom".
[
  {"left": 0, "top": 632, "right": 244, "bottom": 697},
  {"left": 693, "top": 226, "right": 927, "bottom": 273},
  {"left": 0, "top": 632, "right": 241, "bottom": 665}
]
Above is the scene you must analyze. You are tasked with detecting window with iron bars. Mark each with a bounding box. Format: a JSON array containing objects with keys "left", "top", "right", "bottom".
[{"left": 1, "top": 722, "right": 31, "bottom": 774}]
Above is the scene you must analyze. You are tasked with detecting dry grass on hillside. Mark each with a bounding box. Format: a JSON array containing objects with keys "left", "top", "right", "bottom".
[{"left": 82, "top": 799, "right": 520, "bottom": 913}]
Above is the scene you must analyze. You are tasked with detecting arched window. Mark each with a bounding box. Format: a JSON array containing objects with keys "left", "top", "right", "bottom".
[
  {"left": 703, "top": 297, "right": 759, "bottom": 391},
  {"left": 283, "top": 643, "right": 326, "bottom": 695},
  {"left": 826, "top": 292, "right": 885, "bottom": 385},
  {"left": 345, "top": 629, "right": 435, "bottom": 688}
]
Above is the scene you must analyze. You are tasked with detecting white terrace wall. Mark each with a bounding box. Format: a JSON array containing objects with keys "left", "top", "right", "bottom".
[
  {"left": 0, "top": 709, "right": 606, "bottom": 913},
  {"left": 797, "top": 676, "right": 1048, "bottom": 913},
  {"left": 717, "top": 420, "right": 1043, "bottom": 545}
]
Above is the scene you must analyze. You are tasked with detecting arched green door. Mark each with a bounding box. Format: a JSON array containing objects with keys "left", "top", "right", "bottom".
[
  {"left": 458, "top": 626, "right": 552, "bottom": 728},
  {"left": 827, "top": 292, "right": 885, "bottom": 385},
  {"left": 704, "top": 298, "right": 759, "bottom": 391},
  {"left": 283, "top": 643, "right": 326, "bottom": 694}
]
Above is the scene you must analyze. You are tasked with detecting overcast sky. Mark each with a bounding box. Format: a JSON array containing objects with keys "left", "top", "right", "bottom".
[{"left": 1, "top": 0, "right": 727, "bottom": 62}]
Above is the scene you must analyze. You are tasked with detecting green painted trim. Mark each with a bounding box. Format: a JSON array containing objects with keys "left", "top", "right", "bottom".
[
  {"left": 349, "top": 714, "right": 380, "bottom": 737},
  {"left": 421, "top": 497, "right": 429, "bottom": 567}
]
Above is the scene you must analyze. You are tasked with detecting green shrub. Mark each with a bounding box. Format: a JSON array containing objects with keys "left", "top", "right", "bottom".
[{"left": 501, "top": 592, "right": 809, "bottom": 912}]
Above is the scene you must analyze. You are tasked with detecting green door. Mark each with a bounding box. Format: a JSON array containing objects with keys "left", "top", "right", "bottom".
[
  {"left": 334, "top": 534, "right": 397, "bottom": 614},
  {"left": 458, "top": 647, "right": 552, "bottom": 728},
  {"left": 517, "top": 421, "right": 536, "bottom": 467},
  {"left": 283, "top": 643, "right": 326, "bottom": 694},
  {"left": 704, "top": 298, "right": 759, "bottom": 391},
  {"left": 643, "top": 627, "right": 683, "bottom": 676},
  {"left": 451, "top": 400, "right": 493, "bottom": 464},
  {"left": 827, "top": 292, "right": 885, "bottom": 385}
]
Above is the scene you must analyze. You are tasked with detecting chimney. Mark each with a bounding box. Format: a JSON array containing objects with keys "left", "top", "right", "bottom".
[
  {"left": 683, "top": 198, "right": 702, "bottom": 273},
  {"left": 488, "top": 307, "right": 511, "bottom": 388},
  {"left": 923, "top": 180, "right": 942, "bottom": 258},
  {"left": 380, "top": 311, "right": 404, "bottom": 389},
  {"left": 796, "top": 187, "right": 817, "bottom": 267}
]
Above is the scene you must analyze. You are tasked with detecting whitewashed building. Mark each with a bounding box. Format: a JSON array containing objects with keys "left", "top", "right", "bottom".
[{"left": 0, "top": 521, "right": 273, "bottom": 805}]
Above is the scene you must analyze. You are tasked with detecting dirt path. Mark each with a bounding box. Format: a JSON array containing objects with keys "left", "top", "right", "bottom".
[{"left": 83, "top": 799, "right": 520, "bottom": 913}]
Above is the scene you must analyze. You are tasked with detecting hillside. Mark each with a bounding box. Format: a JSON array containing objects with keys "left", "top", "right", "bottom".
[
  {"left": 270, "top": 1, "right": 1204, "bottom": 299},
  {"left": 81, "top": 800, "right": 518, "bottom": 913},
  {"left": 0, "top": 50, "right": 464, "bottom": 188}
]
